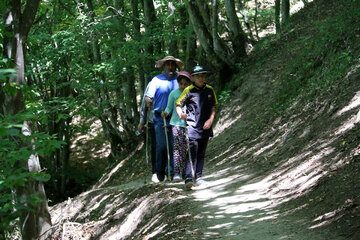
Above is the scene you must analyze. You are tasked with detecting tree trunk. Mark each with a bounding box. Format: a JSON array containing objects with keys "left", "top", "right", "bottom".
[
  {"left": 185, "top": 0, "right": 235, "bottom": 88},
  {"left": 281, "top": 0, "right": 290, "bottom": 26},
  {"left": 224, "top": 0, "right": 248, "bottom": 60},
  {"left": 185, "top": 0, "right": 230, "bottom": 68},
  {"left": 275, "top": 0, "right": 281, "bottom": 33},
  {"left": 237, "top": 0, "right": 256, "bottom": 43},
  {"left": 254, "top": 0, "right": 260, "bottom": 39},
  {"left": 2, "top": 1, "right": 52, "bottom": 239},
  {"left": 85, "top": 0, "right": 129, "bottom": 162},
  {"left": 185, "top": 27, "right": 197, "bottom": 69},
  {"left": 130, "top": 0, "right": 146, "bottom": 97},
  {"left": 195, "top": 0, "right": 211, "bottom": 30},
  {"left": 143, "top": 0, "right": 160, "bottom": 81}
]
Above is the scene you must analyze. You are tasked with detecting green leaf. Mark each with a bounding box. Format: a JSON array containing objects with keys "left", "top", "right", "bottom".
[
  {"left": 0, "top": 127, "right": 6, "bottom": 136},
  {"left": 32, "top": 172, "right": 51, "bottom": 182},
  {"left": 6, "top": 128, "right": 20, "bottom": 136}
]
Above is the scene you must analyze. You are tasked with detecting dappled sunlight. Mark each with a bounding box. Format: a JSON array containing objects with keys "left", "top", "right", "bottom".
[
  {"left": 52, "top": 66, "right": 359, "bottom": 240},
  {"left": 331, "top": 91, "right": 360, "bottom": 135},
  {"left": 50, "top": 184, "right": 182, "bottom": 240},
  {"left": 70, "top": 118, "right": 111, "bottom": 161},
  {"left": 335, "top": 91, "right": 360, "bottom": 116},
  {"left": 190, "top": 105, "right": 354, "bottom": 237},
  {"left": 93, "top": 142, "right": 143, "bottom": 189},
  {"left": 213, "top": 103, "right": 243, "bottom": 137},
  {"left": 208, "top": 222, "right": 233, "bottom": 229},
  {"left": 100, "top": 194, "right": 161, "bottom": 240},
  {"left": 310, "top": 208, "right": 345, "bottom": 229},
  {"left": 254, "top": 140, "right": 278, "bottom": 156},
  {"left": 243, "top": 119, "right": 303, "bottom": 158},
  {"left": 333, "top": 115, "right": 359, "bottom": 135},
  {"left": 143, "top": 223, "right": 168, "bottom": 240}
]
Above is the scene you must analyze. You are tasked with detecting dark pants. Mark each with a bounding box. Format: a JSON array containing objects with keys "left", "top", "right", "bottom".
[
  {"left": 185, "top": 137, "right": 209, "bottom": 180},
  {"left": 154, "top": 120, "right": 174, "bottom": 181},
  {"left": 148, "top": 122, "right": 156, "bottom": 174}
]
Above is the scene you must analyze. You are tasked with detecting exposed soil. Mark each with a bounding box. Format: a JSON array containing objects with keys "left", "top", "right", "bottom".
[{"left": 47, "top": 0, "right": 360, "bottom": 239}]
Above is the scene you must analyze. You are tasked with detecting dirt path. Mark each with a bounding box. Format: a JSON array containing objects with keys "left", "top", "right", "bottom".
[{"left": 160, "top": 159, "right": 348, "bottom": 240}]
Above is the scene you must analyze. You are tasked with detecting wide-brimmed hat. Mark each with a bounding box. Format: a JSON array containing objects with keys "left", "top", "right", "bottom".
[
  {"left": 155, "top": 56, "right": 184, "bottom": 69},
  {"left": 177, "top": 71, "right": 192, "bottom": 81},
  {"left": 191, "top": 65, "right": 209, "bottom": 76}
]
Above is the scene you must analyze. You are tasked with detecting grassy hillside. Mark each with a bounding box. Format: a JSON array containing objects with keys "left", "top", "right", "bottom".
[{"left": 47, "top": 0, "right": 360, "bottom": 239}]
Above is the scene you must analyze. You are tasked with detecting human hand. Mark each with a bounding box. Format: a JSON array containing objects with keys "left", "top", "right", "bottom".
[
  {"left": 179, "top": 112, "right": 188, "bottom": 120},
  {"left": 203, "top": 119, "right": 213, "bottom": 130},
  {"left": 145, "top": 97, "right": 153, "bottom": 107},
  {"left": 161, "top": 112, "right": 168, "bottom": 118},
  {"left": 137, "top": 123, "right": 144, "bottom": 133}
]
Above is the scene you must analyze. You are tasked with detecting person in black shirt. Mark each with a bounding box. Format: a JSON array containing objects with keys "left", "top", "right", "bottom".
[{"left": 176, "top": 65, "right": 217, "bottom": 189}]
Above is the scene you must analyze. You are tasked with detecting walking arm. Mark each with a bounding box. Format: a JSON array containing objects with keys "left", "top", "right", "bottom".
[
  {"left": 203, "top": 106, "right": 216, "bottom": 130},
  {"left": 176, "top": 106, "right": 187, "bottom": 120}
]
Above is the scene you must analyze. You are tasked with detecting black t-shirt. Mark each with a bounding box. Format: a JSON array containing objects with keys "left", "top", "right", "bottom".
[{"left": 176, "top": 83, "right": 217, "bottom": 139}]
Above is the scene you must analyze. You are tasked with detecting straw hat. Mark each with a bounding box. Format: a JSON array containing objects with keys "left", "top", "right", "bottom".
[{"left": 155, "top": 56, "right": 184, "bottom": 69}]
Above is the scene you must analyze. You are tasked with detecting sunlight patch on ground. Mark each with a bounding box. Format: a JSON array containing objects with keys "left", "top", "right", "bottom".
[
  {"left": 335, "top": 91, "right": 360, "bottom": 116},
  {"left": 213, "top": 104, "right": 243, "bottom": 137},
  {"left": 254, "top": 140, "right": 279, "bottom": 156},
  {"left": 191, "top": 144, "right": 339, "bottom": 233},
  {"left": 244, "top": 119, "right": 303, "bottom": 158},
  {"left": 70, "top": 118, "right": 111, "bottom": 161},
  {"left": 101, "top": 196, "right": 152, "bottom": 240},
  {"left": 144, "top": 223, "right": 168, "bottom": 240},
  {"left": 140, "top": 213, "right": 162, "bottom": 236},
  {"left": 93, "top": 143, "right": 142, "bottom": 189},
  {"left": 310, "top": 208, "right": 345, "bottom": 229},
  {"left": 333, "top": 115, "right": 359, "bottom": 135},
  {"left": 199, "top": 86, "right": 359, "bottom": 236},
  {"left": 208, "top": 222, "right": 234, "bottom": 229},
  {"left": 332, "top": 91, "right": 360, "bottom": 135}
]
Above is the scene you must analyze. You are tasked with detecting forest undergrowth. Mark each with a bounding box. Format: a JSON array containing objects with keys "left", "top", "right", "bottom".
[{"left": 45, "top": 0, "right": 360, "bottom": 239}]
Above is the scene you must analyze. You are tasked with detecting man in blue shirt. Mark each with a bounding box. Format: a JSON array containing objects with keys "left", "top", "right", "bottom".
[{"left": 145, "top": 56, "right": 183, "bottom": 181}]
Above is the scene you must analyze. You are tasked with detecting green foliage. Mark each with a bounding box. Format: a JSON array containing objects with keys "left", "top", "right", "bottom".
[
  {"left": 0, "top": 115, "right": 62, "bottom": 237},
  {"left": 218, "top": 89, "right": 231, "bottom": 103},
  {"left": 273, "top": 1, "right": 360, "bottom": 111}
]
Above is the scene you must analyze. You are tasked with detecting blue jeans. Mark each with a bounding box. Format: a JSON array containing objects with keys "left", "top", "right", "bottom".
[{"left": 154, "top": 118, "right": 174, "bottom": 181}]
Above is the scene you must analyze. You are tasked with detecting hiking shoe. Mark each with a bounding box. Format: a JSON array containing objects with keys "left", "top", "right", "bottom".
[
  {"left": 195, "top": 178, "right": 207, "bottom": 186},
  {"left": 173, "top": 174, "right": 181, "bottom": 181},
  {"left": 185, "top": 178, "right": 193, "bottom": 189},
  {"left": 152, "top": 174, "right": 160, "bottom": 183},
  {"left": 157, "top": 173, "right": 165, "bottom": 182}
]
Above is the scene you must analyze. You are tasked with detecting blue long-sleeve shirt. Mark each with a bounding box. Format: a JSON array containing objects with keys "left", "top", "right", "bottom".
[{"left": 145, "top": 73, "right": 179, "bottom": 122}]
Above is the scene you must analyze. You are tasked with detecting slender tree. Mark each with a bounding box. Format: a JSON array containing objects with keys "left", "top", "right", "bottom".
[
  {"left": 237, "top": 0, "right": 256, "bottom": 43},
  {"left": 1, "top": 0, "right": 52, "bottom": 239},
  {"left": 185, "top": 0, "right": 246, "bottom": 87},
  {"left": 254, "top": 0, "right": 260, "bottom": 38},
  {"left": 224, "top": 0, "right": 247, "bottom": 59},
  {"left": 281, "top": 0, "right": 290, "bottom": 26},
  {"left": 275, "top": 0, "right": 281, "bottom": 33},
  {"left": 143, "top": 0, "right": 160, "bottom": 81},
  {"left": 131, "top": 0, "right": 146, "bottom": 97}
]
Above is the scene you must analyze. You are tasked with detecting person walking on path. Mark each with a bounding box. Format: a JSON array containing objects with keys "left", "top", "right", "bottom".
[
  {"left": 145, "top": 56, "right": 183, "bottom": 181},
  {"left": 138, "top": 81, "right": 159, "bottom": 183},
  {"left": 161, "top": 71, "right": 192, "bottom": 181},
  {"left": 176, "top": 65, "right": 217, "bottom": 189}
]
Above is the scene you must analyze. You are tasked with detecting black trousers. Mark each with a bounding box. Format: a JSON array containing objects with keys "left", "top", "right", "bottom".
[
  {"left": 185, "top": 137, "right": 209, "bottom": 180},
  {"left": 148, "top": 122, "right": 157, "bottom": 174}
]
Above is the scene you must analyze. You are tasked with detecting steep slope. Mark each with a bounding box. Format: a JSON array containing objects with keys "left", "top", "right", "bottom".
[{"left": 48, "top": 0, "right": 360, "bottom": 239}]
